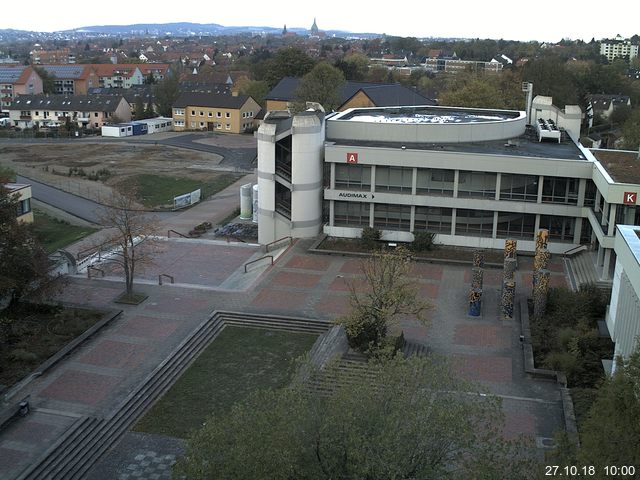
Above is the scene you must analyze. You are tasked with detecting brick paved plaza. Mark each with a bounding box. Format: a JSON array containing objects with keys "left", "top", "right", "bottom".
[{"left": 0, "top": 237, "right": 569, "bottom": 479}]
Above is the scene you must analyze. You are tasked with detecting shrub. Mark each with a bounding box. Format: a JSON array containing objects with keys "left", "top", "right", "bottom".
[
  {"left": 360, "top": 226, "right": 381, "bottom": 249},
  {"left": 9, "top": 348, "right": 38, "bottom": 362},
  {"left": 411, "top": 231, "right": 436, "bottom": 253}
]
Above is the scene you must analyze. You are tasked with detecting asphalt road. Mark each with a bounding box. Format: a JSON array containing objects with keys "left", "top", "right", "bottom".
[{"left": 18, "top": 175, "right": 175, "bottom": 225}]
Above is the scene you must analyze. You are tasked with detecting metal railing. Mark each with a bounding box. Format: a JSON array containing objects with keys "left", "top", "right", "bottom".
[
  {"left": 244, "top": 255, "right": 274, "bottom": 273},
  {"left": 167, "top": 229, "right": 188, "bottom": 238},
  {"left": 563, "top": 244, "right": 588, "bottom": 258},
  {"left": 87, "top": 266, "right": 105, "bottom": 279},
  {"left": 158, "top": 273, "right": 174, "bottom": 285},
  {"left": 264, "top": 236, "right": 293, "bottom": 253}
]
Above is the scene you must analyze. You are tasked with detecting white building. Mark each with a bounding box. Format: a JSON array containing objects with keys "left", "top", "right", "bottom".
[
  {"left": 600, "top": 36, "right": 639, "bottom": 62},
  {"left": 607, "top": 225, "right": 640, "bottom": 368}
]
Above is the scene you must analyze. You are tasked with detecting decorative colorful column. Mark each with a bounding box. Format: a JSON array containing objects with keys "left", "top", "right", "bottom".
[
  {"left": 533, "top": 269, "right": 550, "bottom": 317},
  {"left": 473, "top": 249, "right": 485, "bottom": 269},
  {"left": 502, "top": 280, "right": 516, "bottom": 320},
  {"left": 501, "top": 239, "right": 517, "bottom": 319},
  {"left": 469, "top": 288, "right": 482, "bottom": 317}
]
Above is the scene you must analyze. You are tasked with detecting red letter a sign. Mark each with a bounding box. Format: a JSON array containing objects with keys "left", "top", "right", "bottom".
[{"left": 346, "top": 152, "right": 358, "bottom": 164}]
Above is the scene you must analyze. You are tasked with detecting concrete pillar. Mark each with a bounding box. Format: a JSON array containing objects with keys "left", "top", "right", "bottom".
[
  {"left": 330, "top": 162, "right": 335, "bottom": 189},
  {"left": 495, "top": 173, "right": 502, "bottom": 200},
  {"left": 577, "top": 178, "right": 586, "bottom": 207},
  {"left": 369, "top": 202, "right": 374, "bottom": 227},
  {"left": 608, "top": 204, "right": 617, "bottom": 236},
  {"left": 534, "top": 214, "right": 541, "bottom": 236},
  {"left": 329, "top": 200, "right": 335, "bottom": 227},
  {"left": 492, "top": 211, "right": 498, "bottom": 238},
  {"left": 451, "top": 209, "right": 457, "bottom": 236},
  {"left": 453, "top": 170, "right": 460, "bottom": 198},
  {"left": 537, "top": 175, "right": 544, "bottom": 203},
  {"left": 573, "top": 217, "right": 582, "bottom": 245},
  {"left": 370, "top": 165, "right": 376, "bottom": 193},
  {"left": 602, "top": 249, "right": 612, "bottom": 281},
  {"left": 411, "top": 167, "right": 417, "bottom": 196},
  {"left": 410, "top": 205, "right": 415, "bottom": 232}
]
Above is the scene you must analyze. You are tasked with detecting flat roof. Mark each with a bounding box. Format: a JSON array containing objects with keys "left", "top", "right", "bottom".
[
  {"left": 327, "top": 133, "right": 587, "bottom": 161},
  {"left": 590, "top": 149, "right": 640, "bottom": 184},
  {"left": 618, "top": 225, "right": 640, "bottom": 265},
  {"left": 337, "top": 106, "right": 520, "bottom": 124},
  {"left": 4, "top": 183, "right": 29, "bottom": 192}
]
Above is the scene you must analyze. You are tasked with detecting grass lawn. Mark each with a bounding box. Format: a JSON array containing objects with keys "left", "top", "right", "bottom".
[
  {"left": 134, "top": 326, "right": 318, "bottom": 439},
  {"left": 119, "top": 173, "right": 240, "bottom": 208},
  {"left": 0, "top": 304, "right": 104, "bottom": 388},
  {"left": 32, "top": 209, "right": 98, "bottom": 253}
]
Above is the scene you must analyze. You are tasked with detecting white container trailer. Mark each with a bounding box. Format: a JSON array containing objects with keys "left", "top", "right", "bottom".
[
  {"left": 142, "top": 117, "right": 173, "bottom": 134},
  {"left": 101, "top": 124, "right": 133, "bottom": 137}
]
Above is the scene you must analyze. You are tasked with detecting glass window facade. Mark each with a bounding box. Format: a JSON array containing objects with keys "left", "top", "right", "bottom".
[
  {"left": 416, "top": 168, "right": 454, "bottom": 196},
  {"left": 334, "top": 201, "right": 370, "bottom": 227},
  {"left": 455, "top": 209, "right": 494, "bottom": 237},
  {"left": 457, "top": 171, "right": 497, "bottom": 198},
  {"left": 542, "top": 177, "right": 579, "bottom": 205},
  {"left": 500, "top": 174, "right": 538, "bottom": 202},
  {"left": 373, "top": 203, "right": 411, "bottom": 231},
  {"left": 335, "top": 164, "right": 371, "bottom": 191},
  {"left": 375, "top": 167, "right": 413, "bottom": 193},
  {"left": 539, "top": 215, "right": 575, "bottom": 242},
  {"left": 496, "top": 212, "right": 536, "bottom": 239},
  {"left": 414, "top": 206, "right": 452, "bottom": 233}
]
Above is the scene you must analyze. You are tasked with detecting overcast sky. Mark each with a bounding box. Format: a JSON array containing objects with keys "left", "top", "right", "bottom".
[{"left": 4, "top": 0, "right": 638, "bottom": 42}]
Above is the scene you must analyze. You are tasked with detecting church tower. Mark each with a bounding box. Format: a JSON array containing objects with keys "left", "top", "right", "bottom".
[{"left": 310, "top": 18, "right": 319, "bottom": 36}]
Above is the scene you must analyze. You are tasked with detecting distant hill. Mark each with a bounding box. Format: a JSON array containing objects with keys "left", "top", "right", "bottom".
[{"left": 0, "top": 22, "right": 381, "bottom": 40}]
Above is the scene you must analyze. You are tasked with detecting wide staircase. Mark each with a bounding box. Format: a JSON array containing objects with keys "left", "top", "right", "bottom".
[
  {"left": 16, "top": 312, "right": 329, "bottom": 480},
  {"left": 564, "top": 250, "right": 612, "bottom": 295}
]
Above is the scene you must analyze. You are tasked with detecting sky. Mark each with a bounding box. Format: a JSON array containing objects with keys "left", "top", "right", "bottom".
[{"left": 3, "top": 0, "right": 638, "bottom": 42}]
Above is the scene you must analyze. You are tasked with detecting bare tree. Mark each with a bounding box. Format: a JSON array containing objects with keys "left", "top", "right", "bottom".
[{"left": 97, "top": 189, "right": 159, "bottom": 299}]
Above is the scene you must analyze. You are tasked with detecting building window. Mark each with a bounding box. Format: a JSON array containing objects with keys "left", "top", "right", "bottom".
[
  {"left": 496, "top": 212, "right": 536, "bottom": 239},
  {"left": 17, "top": 198, "right": 31, "bottom": 216},
  {"left": 190, "top": 122, "right": 196, "bottom": 128},
  {"left": 375, "top": 166, "right": 413, "bottom": 193},
  {"left": 225, "top": 112, "right": 230, "bottom": 118},
  {"left": 175, "top": 109, "right": 184, "bottom": 116},
  {"left": 217, "top": 124, "right": 222, "bottom": 129},
  {"left": 539, "top": 215, "right": 575, "bottom": 242},
  {"left": 584, "top": 180, "right": 597, "bottom": 207},
  {"left": 335, "top": 164, "right": 371, "bottom": 191},
  {"left": 499, "top": 174, "right": 538, "bottom": 202},
  {"left": 373, "top": 203, "right": 411, "bottom": 231},
  {"left": 414, "top": 206, "right": 452, "bottom": 233},
  {"left": 334, "top": 201, "right": 370, "bottom": 227},
  {"left": 217, "top": 112, "right": 221, "bottom": 118},
  {"left": 208, "top": 112, "right": 213, "bottom": 117},
  {"left": 191, "top": 110, "right": 195, "bottom": 116},
  {"left": 457, "top": 171, "right": 497, "bottom": 198},
  {"left": 225, "top": 123, "right": 230, "bottom": 130},
  {"left": 455, "top": 209, "right": 494, "bottom": 237},
  {"left": 542, "top": 177, "right": 579, "bottom": 205},
  {"left": 199, "top": 111, "right": 204, "bottom": 116},
  {"left": 200, "top": 122, "right": 205, "bottom": 128},
  {"left": 174, "top": 120, "right": 184, "bottom": 126},
  {"left": 416, "top": 168, "right": 454, "bottom": 196}
]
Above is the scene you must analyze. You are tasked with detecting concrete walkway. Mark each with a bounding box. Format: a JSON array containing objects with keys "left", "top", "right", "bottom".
[{"left": 0, "top": 236, "right": 570, "bottom": 478}]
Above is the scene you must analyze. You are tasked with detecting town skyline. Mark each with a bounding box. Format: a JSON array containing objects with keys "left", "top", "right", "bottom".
[{"left": 3, "top": 0, "right": 639, "bottom": 42}]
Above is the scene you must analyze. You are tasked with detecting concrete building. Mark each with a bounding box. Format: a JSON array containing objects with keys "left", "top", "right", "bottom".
[
  {"left": 600, "top": 36, "right": 639, "bottom": 62},
  {"left": 257, "top": 103, "right": 640, "bottom": 293},
  {"left": 5, "top": 183, "right": 33, "bottom": 223},
  {"left": 422, "top": 56, "right": 503, "bottom": 74},
  {"left": 608, "top": 224, "right": 640, "bottom": 368},
  {"left": 0, "top": 66, "right": 43, "bottom": 112}
]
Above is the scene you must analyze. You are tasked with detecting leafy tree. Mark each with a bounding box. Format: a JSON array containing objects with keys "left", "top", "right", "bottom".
[
  {"left": 0, "top": 182, "right": 53, "bottom": 309},
  {"left": 144, "top": 100, "right": 155, "bottom": 119},
  {"left": 336, "top": 53, "right": 370, "bottom": 81},
  {"left": 133, "top": 96, "right": 145, "bottom": 120},
  {"left": 153, "top": 68, "right": 180, "bottom": 117},
  {"left": 236, "top": 78, "right": 270, "bottom": 108},
  {"left": 411, "top": 231, "right": 437, "bottom": 253},
  {"left": 143, "top": 73, "right": 156, "bottom": 85},
  {"left": 621, "top": 108, "right": 640, "bottom": 150},
  {"left": 254, "top": 47, "right": 315, "bottom": 88},
  {"left": 360, "top": 225, "right": 381, "bottom": 249},
  {"left": 32, "top": 66, "right": 56, "bottom": 94},
  {"left": 294, "top": 61, "right": 346, "bottom": 112},
  {"left": 175, "top": 354, "right": 537, "bottom": 479},
  {"left": 335, "top": 246, "right": 430, "bottom": 356}
]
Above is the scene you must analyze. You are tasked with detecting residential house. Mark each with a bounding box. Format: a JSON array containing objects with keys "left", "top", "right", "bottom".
[
  {"left": 30, "top": 48, "right": 76, "bottom": 64},
  {"left": 587, "top": 94, "right": 632, "bottom": 126},
  {"left": 4, "top": 183, "right": 33, "bottom": 223},
  {"left": 87, "top": 85, "right": 155, "bottom": 117},
  {"left": 172, "top": 92, "right": 260, "bottom": 133},
  {"left": 37, "top": 65, "right": 99, "bottom": 95},
  {"left": 8, "top": 94, "right": 131, "bottom": 129},
  {"left": 93, "top": 64, "right": 144, "bottom": 89},
  {"left": 264, "top": 77, "right": 436, "bottom": 112},
  {"left": 138, "top": 64, "right": 170, "bottom": 83},
  {"left": 0, "top": 65, "right": 43, "bottom": 112}
]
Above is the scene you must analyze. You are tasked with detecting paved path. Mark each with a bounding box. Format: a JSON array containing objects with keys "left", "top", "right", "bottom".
[{"left": 0, "top": 237, "right": 570, "bottom": 479}]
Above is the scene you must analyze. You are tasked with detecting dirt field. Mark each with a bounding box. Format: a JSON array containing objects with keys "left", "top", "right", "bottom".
[{"left": 0, "top": 142, "right": 227, "bottom": 202}]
